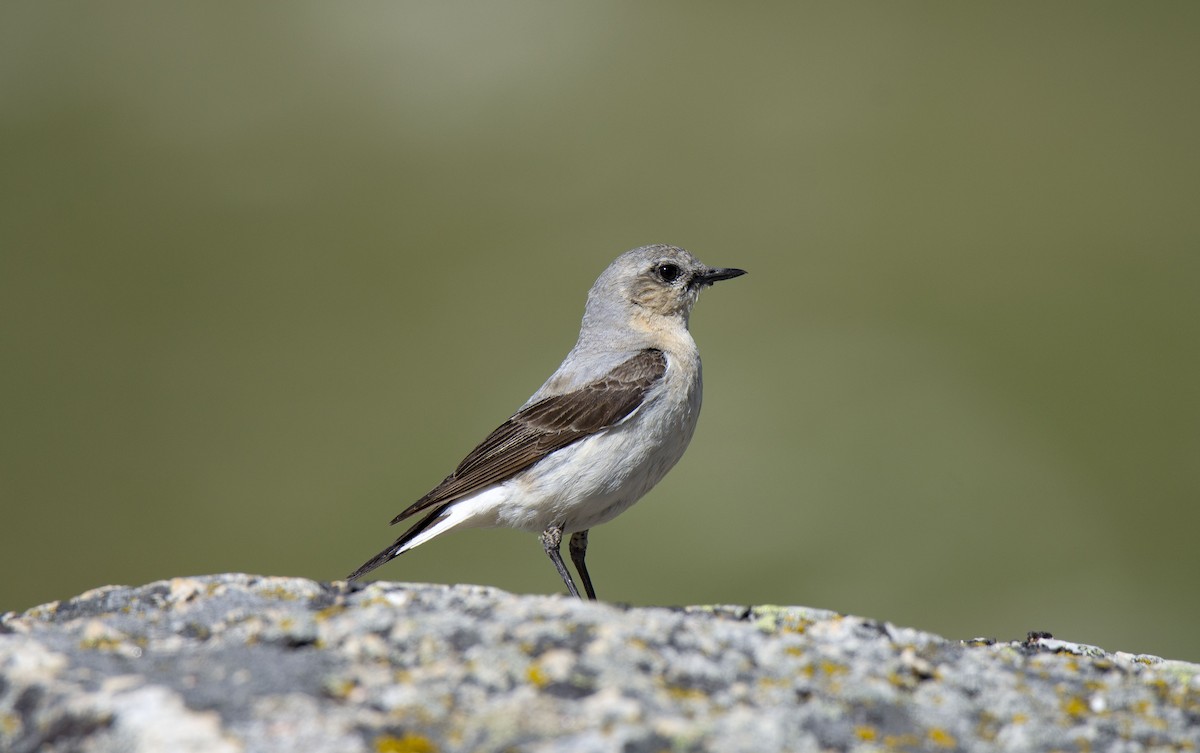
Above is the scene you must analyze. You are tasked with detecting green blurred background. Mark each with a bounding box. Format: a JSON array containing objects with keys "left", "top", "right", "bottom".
[{"left": 2, "top": 4, "right": 1197, "bottom": 660}]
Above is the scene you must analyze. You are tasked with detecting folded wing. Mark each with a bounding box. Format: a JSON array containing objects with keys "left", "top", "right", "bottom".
[{"left": 389, "top": 348, "right": 668, "bottom": 525}]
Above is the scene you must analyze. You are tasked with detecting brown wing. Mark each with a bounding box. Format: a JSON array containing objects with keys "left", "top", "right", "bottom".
[{"left": 388, "top": 348, "right": 667, "bottom": 525}]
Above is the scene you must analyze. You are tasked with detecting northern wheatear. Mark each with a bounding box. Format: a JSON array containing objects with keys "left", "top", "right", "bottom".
[{"left": 346, "top": 244, "right": 744, "bottom": 599}]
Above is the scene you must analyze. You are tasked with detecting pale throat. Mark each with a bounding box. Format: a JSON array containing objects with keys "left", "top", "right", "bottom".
[{"left": 628, "top": 306, "right": 699, "bottom": 359}]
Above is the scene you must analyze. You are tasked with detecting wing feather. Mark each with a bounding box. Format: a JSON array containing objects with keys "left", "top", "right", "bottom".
[{"left": 388, "top": 348, "right": 667, "bottom": 525}]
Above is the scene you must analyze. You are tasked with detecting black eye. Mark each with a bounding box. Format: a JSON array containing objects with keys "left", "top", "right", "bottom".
[{"left": 655, "top": 263, "right": 682, "bottom": 283}]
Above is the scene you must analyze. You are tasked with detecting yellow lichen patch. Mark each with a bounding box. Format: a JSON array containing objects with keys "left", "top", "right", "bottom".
[
  {"left": 883, "top": 733, "right": 920, "bottom": 748},
  {"left": 854, "top": 725, "right": 877, "bottom": 741},
  {"left": 750, "top": 608, "right": 780, "bottom": 633},
  {"left": 2, "top": 711, "right": 21, "bottom": 735},
  {"left": 1147, "top": 679, "right": 1173, "bottom": 702},
  {"left": 1144, "top": 715, "right": 1169, "bottom": 732},
  {"left": 1063, "top": 696, "right": 1089, "bottom": 718},
  {"left": 375, "top": 733, "right": 437, "bottom": 753},
  {"left": 976, "top": 711, "right": 1000, "bottom": 741},
  {"left": 324, "top": 678, "right": 356, "bottom": 700},
  {"left": 888, "top": 671, "right": 914, "bottom": 689},
  {"left": 756, "top": 675, "right": 789, "bottom": 690},
  {"left": 664, "top": 685, "right": 706, "bottom": 702},
  {"left": 819, "top": 661, "right": 847, "bottom": 676},
  {"left": 1187, "top": 689, "right": 1200, "bottom": 714},
  {"left": 1011, "top": 713, "right": 1028, "bottom": 725},
  {"left": 776, "top": 613, "right": 816, "bottom": 635},
  {"left": 928, "top": 728, "right": 956, "bottom": 748},
  {"left": 315, "top": 605, "right": 346, "bottom": 621},
  {"left": 25, "top": 602, "right": 60, "bottom": 620},
  {"left": 256, "top": 585, "right": 297, "bottom": 601},
  {"left": 78, "top": 636, "right": 123, "bottom": 651},
  {"left": 526, "top": 665, "right": 549, "bottom": 688},
  {"left": 785, "top": 646, "right": 804, "bottom": 657}
]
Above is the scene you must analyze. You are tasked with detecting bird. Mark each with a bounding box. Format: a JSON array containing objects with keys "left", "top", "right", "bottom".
[{"left": 345, "top": 244, "right": 745, "bottom": 599}]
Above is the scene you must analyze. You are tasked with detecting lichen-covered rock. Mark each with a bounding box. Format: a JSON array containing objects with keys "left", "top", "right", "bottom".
[{"left": 1, "top": 574, "right": 1196, "bottom": 752}]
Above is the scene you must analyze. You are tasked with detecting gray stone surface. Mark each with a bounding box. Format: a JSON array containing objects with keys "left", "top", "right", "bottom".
[{"left": 1, "top": 574, "right": 1196, "bottom": 752}]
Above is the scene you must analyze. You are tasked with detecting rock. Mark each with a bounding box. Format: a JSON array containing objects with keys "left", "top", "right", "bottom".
[{"left": 1, "top": 574, "right": 1196, "bottom": 752}]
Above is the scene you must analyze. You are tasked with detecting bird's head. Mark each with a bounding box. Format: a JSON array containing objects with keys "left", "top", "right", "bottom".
[{"left": 579, "top": 244, "right": 745, "bottom": 346}]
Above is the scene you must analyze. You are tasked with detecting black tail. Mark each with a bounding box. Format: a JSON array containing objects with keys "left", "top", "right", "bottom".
[{"left": 345, "top": 506, "right": 446, "bottom": 582}]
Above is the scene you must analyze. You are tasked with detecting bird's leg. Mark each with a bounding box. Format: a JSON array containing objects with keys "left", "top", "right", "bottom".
[
  {"left": 569, "top": 530, "right": 597, "bottom": 601},
  {"left": 541, "top": 524, "right": 581, "bottom": 599}
]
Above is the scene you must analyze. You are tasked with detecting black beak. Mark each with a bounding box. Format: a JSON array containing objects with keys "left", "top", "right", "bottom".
[{"left": 693, "top": 267, "right": 747, "bottom": 287}]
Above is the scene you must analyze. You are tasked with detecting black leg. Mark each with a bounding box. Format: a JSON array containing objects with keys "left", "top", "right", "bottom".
[
  {"left": 541, "top": 524, "right": 581, "bottom": 599},
  {"left": 569, "top": 530, "right": 597, "bottom": 601}
]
